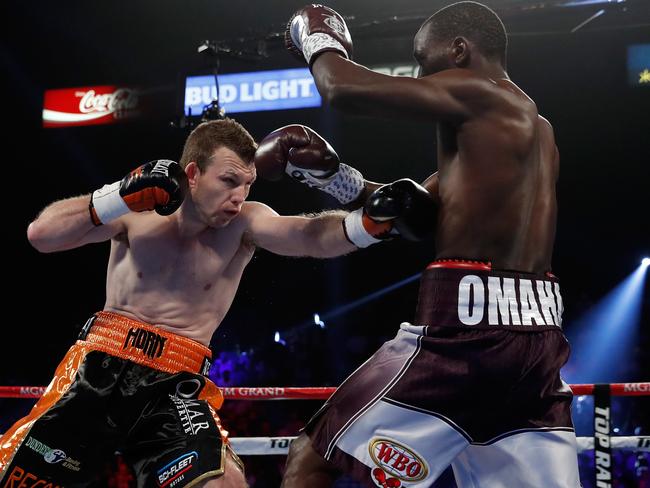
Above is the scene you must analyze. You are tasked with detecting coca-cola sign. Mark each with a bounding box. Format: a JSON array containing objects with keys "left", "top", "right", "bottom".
[{"left": 43, "top": 85, "right": 139, "bottom": 127}]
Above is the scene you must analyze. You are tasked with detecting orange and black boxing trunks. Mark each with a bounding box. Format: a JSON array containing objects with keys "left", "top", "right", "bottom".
[{"left": 0, "top": 311, "right": 241, "bottom": 487}]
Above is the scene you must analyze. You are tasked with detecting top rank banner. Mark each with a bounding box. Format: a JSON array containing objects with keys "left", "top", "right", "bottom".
[
  {"left": 184, "top": 68, "right": 321, "bottom": 115},
  {"left": 43, "top": 86, "right": 140, "bottom": 128}
]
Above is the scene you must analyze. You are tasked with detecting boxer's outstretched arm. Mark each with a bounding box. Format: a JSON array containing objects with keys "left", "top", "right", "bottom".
[
  {"left": 312, "top": 54, "right": 499, "bottom": 123},
  {"left": 243, "top": 175, "right": 438, "bottom": 256},
  {"left": 242, "top": 202, "right": 355, "bottom": 258},
  {"left": 27, "top": 196, "right": 125, "bottom": 253},
  {"left": 286, "top": 5, "right": 500, "bottom": 123}
]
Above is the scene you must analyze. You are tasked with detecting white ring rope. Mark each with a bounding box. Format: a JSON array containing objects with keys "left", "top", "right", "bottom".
[{"left": 229, "top": 436, "right": 650, "bottom": 456}]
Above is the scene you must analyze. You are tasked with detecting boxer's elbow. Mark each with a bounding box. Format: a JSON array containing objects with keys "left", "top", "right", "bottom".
[
  {"left": 316, "top": 73, "right": 357, "bottom": 111},
  {"left": 313, "top": 55, "right": 365, "bottom": 110},
  {"left": 27, "top": 221, "right": 45, "bottom": 250},
  {"left": 27, "top": 221, "right": 59, "bottom": 253},
  {"left": 323, "top": 83, "right": 357, "bottom": 111}
]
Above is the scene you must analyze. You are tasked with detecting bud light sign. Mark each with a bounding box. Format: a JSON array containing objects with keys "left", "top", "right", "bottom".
[
  {"left": 184, "top": 68, "right": 321, "bottom": 115},
  {"left": 43, "top": 86, "right": 139, "bottom": 128}
]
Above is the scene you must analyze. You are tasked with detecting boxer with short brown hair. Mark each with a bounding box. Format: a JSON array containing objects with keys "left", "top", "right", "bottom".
[
  {"left": 274, "top": 1, "right": 580, "bottom": 486},
  {"left": 1, "top": 118, "right": 432, "bottom": 487}
]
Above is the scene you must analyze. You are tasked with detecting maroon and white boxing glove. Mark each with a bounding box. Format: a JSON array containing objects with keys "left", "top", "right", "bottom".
[
  {"left": 254, "top": 124, "right": 364, "bottom": 204},
  {"left": 285, "top": 4, "right": 353, "bottom": 66}
]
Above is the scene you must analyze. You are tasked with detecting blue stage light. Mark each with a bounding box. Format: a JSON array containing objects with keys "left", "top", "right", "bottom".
[
  {"left": 314, "top": 313, "right": 325, "bottom": 329},
  {"left": 318, "top": 273, "right": 421, "bottom": 322},
  {"left": 563, "top": 261, "right": 648, "bottom": 383},
  {"left": 274, "top": 331, "right": 286, "bottom": 346}
]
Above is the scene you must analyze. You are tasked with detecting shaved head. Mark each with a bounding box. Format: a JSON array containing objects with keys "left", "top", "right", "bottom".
[{"left": 420, "top": 1, "right": 507, "bottom": 67}]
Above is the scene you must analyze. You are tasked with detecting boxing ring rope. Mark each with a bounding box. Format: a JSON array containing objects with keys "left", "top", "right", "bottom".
[
  {"left": 2, "top": 382, "right": 648, "bottom": 400},
  {"left": 3, "top": 383, "right": 649, "bottom": 459},
  {"left": 226, "top": 436, "right": 650, "bottom": 456}
]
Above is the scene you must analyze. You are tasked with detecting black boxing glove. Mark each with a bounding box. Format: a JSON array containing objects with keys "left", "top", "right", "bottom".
[
  {"left": 89, "top": 160, "right": 188, "bottom": 225},
  {"left": 254, "top": 124, "right": 365, "bottom": 204},
  {"left": 286, "top": 4, "right": 353, "bottom": 66},
  {"left": 343, "top": 179, "right": 437, "bottom": 248}
]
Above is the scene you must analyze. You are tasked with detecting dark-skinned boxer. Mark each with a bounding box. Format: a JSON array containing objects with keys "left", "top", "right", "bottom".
[{"left": 256, "top": 2, "right": 579, "bottom": 487}]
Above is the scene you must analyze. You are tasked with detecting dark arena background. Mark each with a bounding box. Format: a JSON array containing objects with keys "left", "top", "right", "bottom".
[{"left": 2, "top": 0, "right": 649, "bottom": 486}]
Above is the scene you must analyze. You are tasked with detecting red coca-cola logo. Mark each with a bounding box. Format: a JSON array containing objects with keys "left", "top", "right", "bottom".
[
  {"left": 43, "top": 85, "right": 139, "bottom": 127},
  {"left": 78, "top": 88, "right": 138, "bottom": 114}
]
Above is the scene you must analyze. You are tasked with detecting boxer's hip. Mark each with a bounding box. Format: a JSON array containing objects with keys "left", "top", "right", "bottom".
[
  {"left": 77, "top": 310, "right": 214, "bottom": 375},
  {"left": 415, "top": 259, "right": 564, "bottom": 331}
]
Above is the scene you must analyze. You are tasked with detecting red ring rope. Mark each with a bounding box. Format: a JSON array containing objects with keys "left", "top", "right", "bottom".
[{"left": 1, "top": 382, "right": 648, "bottom": 399}]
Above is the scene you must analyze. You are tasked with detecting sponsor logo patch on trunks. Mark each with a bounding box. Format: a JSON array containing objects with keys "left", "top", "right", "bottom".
[
  {"left": 170, "top": 396, "right": 211, "bottom": 435},
  {"left": 200, "top": 357, "right": 212, "bottom": 376},
  {"left": 368, "top": 438, "right": 428, "bottom": 487},
  {"left": 24, "top": 436, "right": 81, "bottom": 471},
  {"left": 156, "top": 451, "right": 197, "bottom": 487},
  {"left": 457, "top": 274, "right": 563, "bottom": 327},
  {"left": 123, "top": 327, "right": 167, "bottom": 358},
  {"left": 3, "top": 465, "right": 63, "bottom": 488}
]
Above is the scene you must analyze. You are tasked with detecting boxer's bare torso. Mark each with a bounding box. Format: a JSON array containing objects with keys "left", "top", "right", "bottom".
[
  {"left": 104, "top": 208, "right": 255, "bottom": 346},
  {"left": 313, "top": 55, "right": 560, "bottom": 274},
  {"left": 432, "top": 78, "right": 559, "bottom": 273}
]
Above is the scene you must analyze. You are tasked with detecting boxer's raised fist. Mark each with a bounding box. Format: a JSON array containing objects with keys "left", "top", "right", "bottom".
[
  {"left": 286, "top": 4, "right": 353, "bottom": 66},
  {"left": 255, "top": 124, "right": 339, "bottom": 183},
  {"left": 90, "top": 160, "right": 188, "bottom": 225},
  {"left": 254, "top": 125, "right": 364, "bottom": 204}
]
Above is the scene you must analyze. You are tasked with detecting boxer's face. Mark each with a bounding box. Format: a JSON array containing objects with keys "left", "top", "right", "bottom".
[
  {"left": 413, "top": 26, "right": 453, "bottom": 77},
  {"left": 189, "top": 147, "right": 256, "bottom": 228}
]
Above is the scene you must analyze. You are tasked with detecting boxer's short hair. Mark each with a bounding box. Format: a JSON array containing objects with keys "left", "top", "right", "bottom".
[
  {"left": 424, "top": 1, "right": 507, "bottom": 67},
  {"left": 180, "top": 118, "right": 258, "bottom": 171}
]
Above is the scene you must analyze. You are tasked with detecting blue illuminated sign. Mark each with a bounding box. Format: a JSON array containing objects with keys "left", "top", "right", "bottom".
[
  {"left": 627, "top": 44, "right": 650, "bottom": 87},
  {"left": 185, "top": 68, "right": 321, "bottom": 115}
]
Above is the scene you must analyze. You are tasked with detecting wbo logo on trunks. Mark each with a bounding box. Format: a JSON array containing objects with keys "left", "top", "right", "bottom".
[
  {"left": 457, "top": 274, "right": 564, "bottom": 327},
  {"left": 123, "top": 327, "right": 167, "bottom": 359},
  {"left": 368, "top": 438, "right": 428, "bottom": 487}
]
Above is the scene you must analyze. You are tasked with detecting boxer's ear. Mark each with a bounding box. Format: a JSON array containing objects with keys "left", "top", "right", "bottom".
[{"left": 451, "top": 37, "right": 470, "bottom": 68}]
